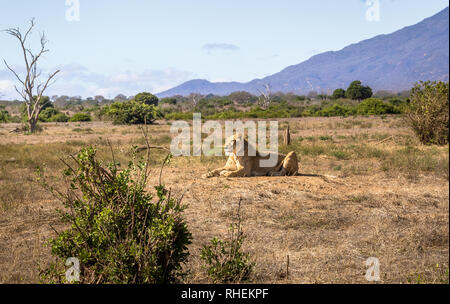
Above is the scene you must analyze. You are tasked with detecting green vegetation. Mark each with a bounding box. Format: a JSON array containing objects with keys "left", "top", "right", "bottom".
[
  {"left": 38, "top": 107, "right": 69, "bottom": 122},
  {"left": 48, "top": 113, "right": 70, "bottom": 122},
  {"left": 68, "top": 112, "right": 92, "bottom": 122},
  {"left": 1, "top": 83, "right": 415, "bottom": 124},
  {"left": 404, "top": 81, "right": 449, "bottom": 145},
  {"left": 346, "top": 80, "right": 373, "bottom": 100},
  {"left": 37, "top": 146, "right": 192, "bottom": 283},
  {"left": 332, "top": 88, "right": 346, "bottom": 99},
  {"left": 134, "top": 92, "right": 159, "bottom": 106},
  {"left": 200, "top": 212, "right": 254, "bottom": 283},
  {"left": 102, "top": 99, "right": 162, "bottom": 124},
  {"left": 0, "top": 108, "right": 11, "bottom": 123},
  {"left": 356, "top": 98, "right": 400, "bottom": 115}
]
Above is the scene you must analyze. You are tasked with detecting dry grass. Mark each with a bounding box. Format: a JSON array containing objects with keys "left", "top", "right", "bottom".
[{"left": 0, "top": 115, "right": 448, "bottom": 284}]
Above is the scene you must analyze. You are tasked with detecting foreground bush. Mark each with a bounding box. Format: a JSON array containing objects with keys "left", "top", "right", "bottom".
[
  {"left": 200, "top": 200, "right": 254, "bottom": 283},
  {"left": 404, "top": 81, "right": 449, "bottom": 145},
  {"left": 37, "top": 146, "right": 192, "bottom": 283}
]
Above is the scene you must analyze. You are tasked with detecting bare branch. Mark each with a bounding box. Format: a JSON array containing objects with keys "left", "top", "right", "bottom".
[
  {"left": 3, "top": 60, "right": 24, "bottom": 85},
  {"left": 3, "top": 19, "right": 60, "bottom": 133},
  {"left": 257, "top": 83, "right": 272, "bottom": 109}
]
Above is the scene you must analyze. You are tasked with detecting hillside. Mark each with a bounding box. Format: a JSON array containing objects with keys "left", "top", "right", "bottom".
[{"left": 158, "top": 7, "right": 449, "bottom": 97}]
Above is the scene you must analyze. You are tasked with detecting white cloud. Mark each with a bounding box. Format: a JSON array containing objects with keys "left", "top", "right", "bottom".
[
  {"left": 0, "top": 80, "right": 16, "bottom": 99},
  {"left": 0, "top": 64, "right": 195, "bottom": 99},
  {"left": 202, "top": 43, "right": 240, "bottom": 54}
]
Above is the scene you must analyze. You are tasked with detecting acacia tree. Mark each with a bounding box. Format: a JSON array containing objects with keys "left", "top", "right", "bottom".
[
  {"left": 3, "top": 19, "right": 60, "bottom": 133},
  {"left": 345, "top": 80, "right": 372, "bottom": 101}
]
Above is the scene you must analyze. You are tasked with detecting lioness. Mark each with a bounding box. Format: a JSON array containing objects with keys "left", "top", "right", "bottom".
[{"left": 202, "top": 133, "right": 299, "bottom": 178}]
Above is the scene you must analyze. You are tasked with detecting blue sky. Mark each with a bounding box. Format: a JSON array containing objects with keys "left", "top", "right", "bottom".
[{"left": 0, "top": 0, "right": 448, "bottom": 99}]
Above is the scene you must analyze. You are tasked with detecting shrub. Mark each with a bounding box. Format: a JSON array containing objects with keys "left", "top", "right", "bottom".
[
  {"left": 0, "top": 109, "right": 11, "bottom": 123},
  {"left": 38, "top": 107, "right": 61, "bottom": 122},
  {"left": 200, "top": 200, "right": 254, "bottom": 283},
  {"left": 37, "top": 146, "right": 192, "bottom": 283},
  {"left": 356, "top": 98, "right": 398, "bottom": 115},
  {"left": 319, "top": 104, "right": 355, "bottom": 117},
  {"left": 164, "top": 112, "right": 194, "bottom": 120},
  {"left": 48, "top": 113, "right": 69, "bottom": 122},
  {"left": 160, "top": 97, "right": 177, "bottom": 105},
  {"left": 104, "top": 100, "right": 162, "bottom": 124},
  {"left": 69, "top": 113, "right": 92, "bottom": 122},
  {"left": 331, "top": 88, "right": 346, "bottom": 99},
  {"left": 404, "top": 81, "right": 449, "bottom": 145}
]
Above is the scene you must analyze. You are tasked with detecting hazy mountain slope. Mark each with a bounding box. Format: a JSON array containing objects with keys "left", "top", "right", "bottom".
[{"left": 158, "top": 7, "right": 449, "bottom": 97}]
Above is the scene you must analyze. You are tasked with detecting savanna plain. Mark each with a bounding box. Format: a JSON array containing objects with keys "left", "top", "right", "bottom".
[{"left": 0, "top": 115, "right": 448, "bottom": 283}]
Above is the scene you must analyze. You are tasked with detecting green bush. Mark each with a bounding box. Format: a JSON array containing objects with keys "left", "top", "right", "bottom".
[
  {"left": 0, "top": 109, "right": 11, "bottom": 123},
  {"left": 200, "top": 202, "right": 254, "bottom": 283},
  {"left": 104, "top": 100, "right": 162, "bottom": 124},
  {"left": 404, "top": 81, "right": 449, "bottom": 145},
  {"left": 134, "top": 92, "right": 159, "bottom": 106},
  {"left": 69, "top": 113, "right": 92, "bottom": 122},
  {"left": 37, "top": 146, "right": 192, "bottom": 283},
  {"left": 356, "top": 98, "right": 398, "bottom": 115},
  {"left": 48, "top": 113, "right": 69, "bottom": 122},
  {"left": 346, "top": 80, "right": 373, "bottom": 100},
  {"left": 38, "top": 107, "right": 60, "bottom": 122},
  {"left": 331, "top": 88, "right": 346, "bottom": 99},
  {"left": 164, "top": 112, "right": 194, "bottom": 120},
  {"left": 319, "top": 104, "right": 355, "bottom": 117},
  {"left": 38, "top": 107, "right": 70, "bottom": 122}
]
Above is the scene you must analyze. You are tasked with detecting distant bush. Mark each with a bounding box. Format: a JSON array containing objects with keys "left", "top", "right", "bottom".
[
  {"left": 356, "top": 98, "right": 399, "bottom": 115},
  {"left": 38, "top": 107, "right": 60, "bottom": 122},
  {"left": 319, "top": 104, "right": 355, "bottom": 117},
  {"left": 103, "top": 100, "right": 162, "bottom": 124},
  {"left": 331, "top": 88, "right": 346, "bottom": 99},
  {"left": 164, "top": 111, "right": 194, "bottom": 120},
  {"left": 0, "top": 109, "right": 11, "bottom": 123},
  {"left": 160, "top": 97, "right": 177, "bottom": 105},
  {"left": 404, "top": 81, "right": 449, "bottom": 145},
  {"left": 346, "top": 80, "right": 373, "bottom": 100},
  {"left": 37, "top": 146, "right": 192, "bottom": 283},
  {"left": 134, "top": 92, "right": 159, "bottom": 106},
  {"left": 48, "top": 113, "right": 69, "bottom": 122},
  {"left": 69, "top": 113, "right": 92, "bottom": 122}
]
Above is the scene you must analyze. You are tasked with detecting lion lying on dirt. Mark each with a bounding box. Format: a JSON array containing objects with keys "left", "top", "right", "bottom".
[{"left": 202, "top": 134, "right": 299, "bottom": 178}]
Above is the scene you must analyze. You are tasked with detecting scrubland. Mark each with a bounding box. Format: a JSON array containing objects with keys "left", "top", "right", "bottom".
[{"left": 0, "top": 115, "right": 448, "bottom": 283}]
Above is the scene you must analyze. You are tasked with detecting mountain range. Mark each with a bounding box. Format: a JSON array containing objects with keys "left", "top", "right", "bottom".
[{"left": 157, "top": 7, "right": 449, "bottom": 97}]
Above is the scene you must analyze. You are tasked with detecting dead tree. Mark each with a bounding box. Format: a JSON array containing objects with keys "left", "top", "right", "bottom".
[
  {"left": 188, "top": 93, "right": 202, "bottom": 111},
  {"left": 257, "top": 83, "right": 272, "bottom": 110},
  {"left": 3, "top": 19, "right": 60, "bottom": 133}
]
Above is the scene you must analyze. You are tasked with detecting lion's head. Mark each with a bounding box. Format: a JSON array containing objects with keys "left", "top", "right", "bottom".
[{"left": 224, "top": 133, "right": 252, "bottom": 156}]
